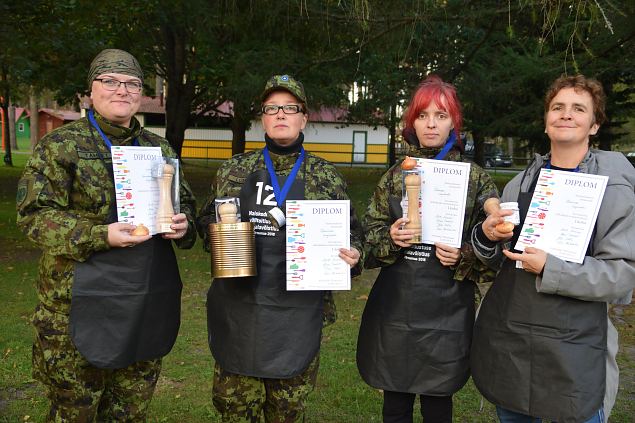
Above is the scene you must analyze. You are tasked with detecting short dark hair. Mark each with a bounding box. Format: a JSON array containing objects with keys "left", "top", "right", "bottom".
[{"left": 544, "top": 75, "right": 607, "bottom": 125}]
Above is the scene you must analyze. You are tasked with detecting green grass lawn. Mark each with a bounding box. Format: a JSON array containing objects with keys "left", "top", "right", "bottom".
[{"left": 1, "top": 155, "right": 633, "bottom": 422}]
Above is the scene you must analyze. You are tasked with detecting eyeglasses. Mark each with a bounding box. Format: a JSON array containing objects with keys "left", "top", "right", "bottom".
[
  {"left": 261, "top": 104, "right": 303, "bottom": 115},
  {"left": 95, "top": 78, "right": 143, "bottom": 94}
]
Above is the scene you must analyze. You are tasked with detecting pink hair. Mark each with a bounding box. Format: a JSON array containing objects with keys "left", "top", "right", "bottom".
[{"left": 403, "top": 75, "right": 463, "bottom": 139}]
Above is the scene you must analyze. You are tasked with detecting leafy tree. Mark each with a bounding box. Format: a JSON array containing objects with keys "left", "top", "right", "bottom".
[
  {"left": 458, "top": 0, "right": 635, "bottom": 155},
  {"left": 6, "top": 0, "right": 632, "bottom": 162},
  {"left": 1, "top": 0, "right": 124, "bottom": 163},
  {"left": 346, "top": 0, "right": 634, "bottom": 166},
  {"left": 0, "top": 1, "right": 25, "bottom": 165},
  {"left": 92, "top": 0, "right": 368, "bottom": 156}
]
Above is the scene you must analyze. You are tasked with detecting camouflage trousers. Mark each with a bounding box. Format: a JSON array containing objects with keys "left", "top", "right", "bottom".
[
  {"left": 32, "top": 304, "right": 161, "bottom": 422},
  {"left": 212, "top": 353, "right": 320, "bottom": 423}
]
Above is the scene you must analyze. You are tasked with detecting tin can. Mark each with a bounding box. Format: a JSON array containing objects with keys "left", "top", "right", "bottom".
[{"left": 209, "top": 222, "right": 257, "bottom": 278}]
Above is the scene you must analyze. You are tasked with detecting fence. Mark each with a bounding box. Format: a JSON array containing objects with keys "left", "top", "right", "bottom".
[{"left": 181, "top": 139, "right": 390, "bottom": 167}]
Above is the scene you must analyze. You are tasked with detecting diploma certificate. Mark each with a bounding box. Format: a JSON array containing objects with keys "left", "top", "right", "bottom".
[
  {"left": 405, "top": 159, "right": 471, "bottom": 248},
  {"left": 286, "top": 200, "right": 351, "bottom": 291},
  {"left": 111, "top": 146, "right": 163, "bottom": 235},
  {"left": 514, "top": 169, "right": 608, "bottom": 264}
]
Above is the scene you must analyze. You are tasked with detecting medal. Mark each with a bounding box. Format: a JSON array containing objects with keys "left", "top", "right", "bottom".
[
  {"left": 267, "top": 206, "right": 286, "bottom": 228},
  {"left": 262, "top": 146, "right": 305, "bottom": 230}
]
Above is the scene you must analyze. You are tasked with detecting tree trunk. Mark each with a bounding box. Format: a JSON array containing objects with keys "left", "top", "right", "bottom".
[
  {"left": 388, "top": 104, "right": 396, "bottom": 166},
  {"left": 507, "top": 137, "right": 514, "bottom": 160},
  {"left": 155, "top": 74, "right": 164, "bottom": 106},
  {"left": 2, "top": 66, "right": 12, "bottom": 166},
  {"left": 231, "top": 115, "right": 248, "bottom": 156},
  {"left": 2, "top": 105, "right": 12, "bottom": 166},
  {"left": 162, "top": 24, "right": 196, "bottom": 157},
  {"left": 164, "top": 91, "right": 192, "bottom": 157},
  {"left": 598, "top": 134, "right": 611, "bottom": 151},
  {"left": 9, "top": 105, "right": 17, "bottom": 151},
  {"left": 29, "top": 88, "right": 39, "bottom": 150},
  {"left": 473, "top": 130, "right": 485, "bottom": 168}
]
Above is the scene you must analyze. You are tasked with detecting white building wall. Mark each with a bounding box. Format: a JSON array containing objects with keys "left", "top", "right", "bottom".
[
  {"left": 303, "top": 122, "right": 388, "bottom": 145},
  {"left": 145, "top": 120, "right": 388, "bottom": 145}
]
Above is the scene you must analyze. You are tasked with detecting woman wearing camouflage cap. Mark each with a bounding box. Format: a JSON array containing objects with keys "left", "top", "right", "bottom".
[
  {"left": 197, "top": 74, "right": 363, "bottom": 422},
  {"left": 16, "top": 48, "right": 197, "bottom": 420},
  {"left": 356, "top": 75, "right": 498, "bottom": 423}
]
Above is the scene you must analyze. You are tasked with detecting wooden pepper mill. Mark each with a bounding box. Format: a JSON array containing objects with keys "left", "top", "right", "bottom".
[
  {"left": 156, "top": 163, "right": 175, "bottom": 233},
  {"left": 403, "top": 171, "right": 422, "bottom": 243},
  {"left": 218, "top": 202, "right": 238, "bottom": 223}
]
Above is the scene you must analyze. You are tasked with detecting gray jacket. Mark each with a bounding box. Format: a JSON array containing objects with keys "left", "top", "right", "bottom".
[
  {"left": 473, "top": 149, "right": 635, "bottom": 305},
  {"left": 472, "top": 148, "right": 635, "bottom": 416}
]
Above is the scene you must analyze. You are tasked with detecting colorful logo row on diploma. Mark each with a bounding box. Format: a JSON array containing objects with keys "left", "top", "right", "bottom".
[
  {"left": 514, "top": 168, "right": 607, "bottom": 263},
  {"left": 111, "top": 145, "right": 164, "bottom": 234},
  {"left": 286, "top": 201, "right": 307, "bottom": 289},
  {"left": 112, "top": 146, "right": 136, "bottom": 222},
  {"left": 518, "top": 170, "right": 556, "bottom": 246}
]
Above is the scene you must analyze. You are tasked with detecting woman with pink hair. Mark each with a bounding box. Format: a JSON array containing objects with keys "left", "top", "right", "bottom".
[{"left": 357, "top": 75, "right": 498, "bottom": 422}]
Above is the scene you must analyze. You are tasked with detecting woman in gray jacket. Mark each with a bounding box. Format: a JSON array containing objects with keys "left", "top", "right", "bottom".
[{"left": 470, "top": 75, "right": 635, "bottom": 423}]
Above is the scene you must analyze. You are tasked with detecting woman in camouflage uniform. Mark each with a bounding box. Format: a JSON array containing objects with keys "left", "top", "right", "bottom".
[
  {"left": 16, "top": 49, "right": 197, "bottom": 421},
  {"left": 356, "top": 75, "right": 498, "bottom": 423},
  {"left": 197, "top": 74, "right": 363, "bottom": 422}
]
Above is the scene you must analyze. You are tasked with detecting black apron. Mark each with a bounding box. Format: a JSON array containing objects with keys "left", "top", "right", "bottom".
[
  {"left": 70, "top": 236, "right": 182, "bottom": 369},
  {"left": 207, "top": 168, "right": 324, "bottom": 379},
  {"left": 471, "top": 187, "right": 607, "bottom": 423},
  {"left": 357, "top": 197, "right": 475, "bottom": 395}
]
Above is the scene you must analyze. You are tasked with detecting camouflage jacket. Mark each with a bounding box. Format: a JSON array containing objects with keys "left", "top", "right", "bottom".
[
  {"left": 16, "top": 115, "right": 197, "bottom": 314},
  {"left": 197, "top": 147, "right": 364, "bottom": 325},
  {"left": 363, "top": 143, "right": 498, "bottom": 284}
]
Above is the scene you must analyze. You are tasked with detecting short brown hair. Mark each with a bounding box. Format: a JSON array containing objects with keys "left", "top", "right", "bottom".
[{"left": 544, "top": 75, "right": 607, "bottom": 125}]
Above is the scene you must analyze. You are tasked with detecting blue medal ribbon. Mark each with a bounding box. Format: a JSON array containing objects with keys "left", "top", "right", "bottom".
[
  {"left": 263, "top": 146, "right": 305, "bottom": 207},
  {"left": 88, "top": 109, "right": 139, "bottom": 148},
  {"left": 433, "top": 131, "right": 456, "bottom": 160}
]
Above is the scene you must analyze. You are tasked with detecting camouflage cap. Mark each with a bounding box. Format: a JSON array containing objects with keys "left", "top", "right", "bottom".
[
  {"left": 261, "top": 74, "right": 307, "bottom": 105},
  {"left": 87, "top": 49, "right": 143, "bottom": 89}
]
